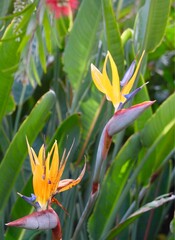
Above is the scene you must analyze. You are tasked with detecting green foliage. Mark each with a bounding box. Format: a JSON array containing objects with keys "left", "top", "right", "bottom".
[
  {"left": 0, "top": 90, "right": 56, "bottom": 212},
  {"left": 134, "top": 0, "right": 171, "bottom": 52},
  {"left": 102, "top": 0, "right": 124, "bottom": 78},
  {"left": 0, "top": 0, "right": 174, "bottom": 240},
  {"left": 0, "top": 22, "right": 21, "bottom": 123},
  {"left": 63, "top": 0, "right": 102, "bottom": 106}
]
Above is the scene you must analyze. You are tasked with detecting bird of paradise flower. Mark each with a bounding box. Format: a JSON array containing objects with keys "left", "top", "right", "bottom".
[{"left": 6, "top": 138, "right": 86, "bottom": 240}]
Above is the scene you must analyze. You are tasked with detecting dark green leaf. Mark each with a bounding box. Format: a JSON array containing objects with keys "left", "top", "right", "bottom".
[{"left": 106, "top": 193, "right": 175, "bottom": 240}]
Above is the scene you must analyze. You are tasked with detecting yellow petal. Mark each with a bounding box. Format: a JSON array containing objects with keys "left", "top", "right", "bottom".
[
  {"left": 91, "top": 64, "right": 106, "bottom": 94},
  {"left": 38, "top": 144, "right": 45, "bottom": 166},
  {"left": 107, "top": 51, "right": 121, "bottom": 104},
  {"left": 26, "top": 138, "right": 37, "bottom": 173},
  {"left": 102, "top": 53, "right": 115, "bottom": 103},
  {"left": 121, "top": 51, "right": 145, "bottom": 98},
  {"left": 49, "top": 141, "right": 59, "bottom": 180},
  {"left": 57, "top": 163, "right": 86, "bottom": 193}
]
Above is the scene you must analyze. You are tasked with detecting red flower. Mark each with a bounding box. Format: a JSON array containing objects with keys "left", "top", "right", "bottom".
[{"left": 46, "top": 0, "right": 79, "bottom": 18}]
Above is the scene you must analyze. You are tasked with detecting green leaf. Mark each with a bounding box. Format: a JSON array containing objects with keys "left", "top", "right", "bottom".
[
  {"left": 0, "top": 90, "right": 56, "bottom": 213},
  {"left": 5, "top": 94, "right": 16, "bottom": 115},
  {"left": 43, "top": 10, "right": 52, "bottom": 53},
  {"left": 0, "top": 4, "right": 35, "bottom": 121},
  {"left": 48, "top": 113, "right": 82, "bottom": 162},
  {"left": 0, "top": 23, "right": 20, "bottom": 123},
  {"left": 134, "top": 75, "right": 153, "bottom": 131},
  {"left": 141, "top": 93, "right": 175, "bottom": 147},
  {"left": 134, "top": 0, "right": 171, "bottom": 52},
  {"left": 63, "top": 0, "right": 102, "bottom": 91},
  {"left": 136, "top": 162, "right": 172, "bottom": 239},
  {"left": 0, "top": 3, "right": 35, "bottom": 21},
  {"left": 138, "top": 93, "right": 175, "bottom": 184},
  {"left": 53, "top": 17, "right": 70, "bottom": 49},
  {"left": 0, "top": 0, "right": 11, "bottom": 21},
  {"left": 36, "top": 26, "right": 47, "bottom": 73},
  {"left": 88, "top": 133, "right": 141, "bottom": 240},
  {"left": 76, "top": 86, "right": 111, "bottom": 165},
  {"left": 106, "top": 193, "right": 175, "bottom": 240},
  {"left": 102, "top": 0, "right": 124, "bottom": 78},
  {"left": 30, "top": 56, "right": 41, "bottom": 86}
]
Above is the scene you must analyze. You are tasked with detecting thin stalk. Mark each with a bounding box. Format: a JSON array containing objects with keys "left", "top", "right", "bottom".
[
  {"left": 120, "top": 187, "right": 147, "bottom": 222},
  {"left": 76, "top": 203, "right": 86, "bottom": 240},
  {"left": 131, "top": 180, "right": 140, "bottom": 240},
  {"left": 77, "top": 192, "right": 88, "bottom": 240},
  {"left": 13, "top": 83, "right": 27, "bottom": 135},
  {"left": 54, "top": 49, "right": 62, "bottom": 124},
  {"left": 72, "top": 191, "right": 99, "bottom": 240}
]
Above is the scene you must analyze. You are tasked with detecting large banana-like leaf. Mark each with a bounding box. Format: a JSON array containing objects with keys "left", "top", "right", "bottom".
[
  {"left": 88, "top": 133, "right": 141, "bottom": 240},
  {"left": 134, "top": 0, "right": 171, "bottom": 52},
  {"left": 102, "top": 0, "right": 124, "bottom": 78},
  {"left": 63, "top": 0, "right": 102, "bottom": 91},
  {"left": 0, "top": 90, "right": 56, "bottom": 213}
]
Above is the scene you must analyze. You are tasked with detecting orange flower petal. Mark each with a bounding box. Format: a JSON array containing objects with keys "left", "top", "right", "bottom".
[
  {"left": 57, "top": 163, "right": 86, "bottom": 193},
  {"left": 49, "top": 141, "right": 59, "bottom": 180}
]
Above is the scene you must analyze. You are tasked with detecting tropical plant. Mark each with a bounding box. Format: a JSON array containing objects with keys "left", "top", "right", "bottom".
[{"left": 0, "top": 0, "right": 174, "bottom": 240}]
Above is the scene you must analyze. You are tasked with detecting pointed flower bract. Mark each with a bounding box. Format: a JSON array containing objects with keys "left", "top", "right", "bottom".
[{"left": 26, "top": 138, "right": 86, "bottom": 210}]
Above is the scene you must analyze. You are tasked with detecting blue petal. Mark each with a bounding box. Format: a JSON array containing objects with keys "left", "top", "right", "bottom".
[
  {"left": 34, "top": 201, "right": 42, "bottom": 211},
  {"left": 123, "top": 82, "right": 149, "bottom": 106},
  {"left": 17, "top": 192, "right": 39, "bottom": 209},
  {"left": 21, "top": 193, "right": 36, "bottom": 202},
  {"left": 123, "top": 87, "right": 141, "bottom": 100},
  {"left": 120, "top": 60, "right": 136, "bottom": 87},
  {"left": 116, "top": 102, "right": 124, "bottom": 111}
]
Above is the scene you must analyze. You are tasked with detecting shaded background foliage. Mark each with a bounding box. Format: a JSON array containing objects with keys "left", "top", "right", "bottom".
[{"left": 0, "top": 0, "right": 174, "bottom": 239}]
